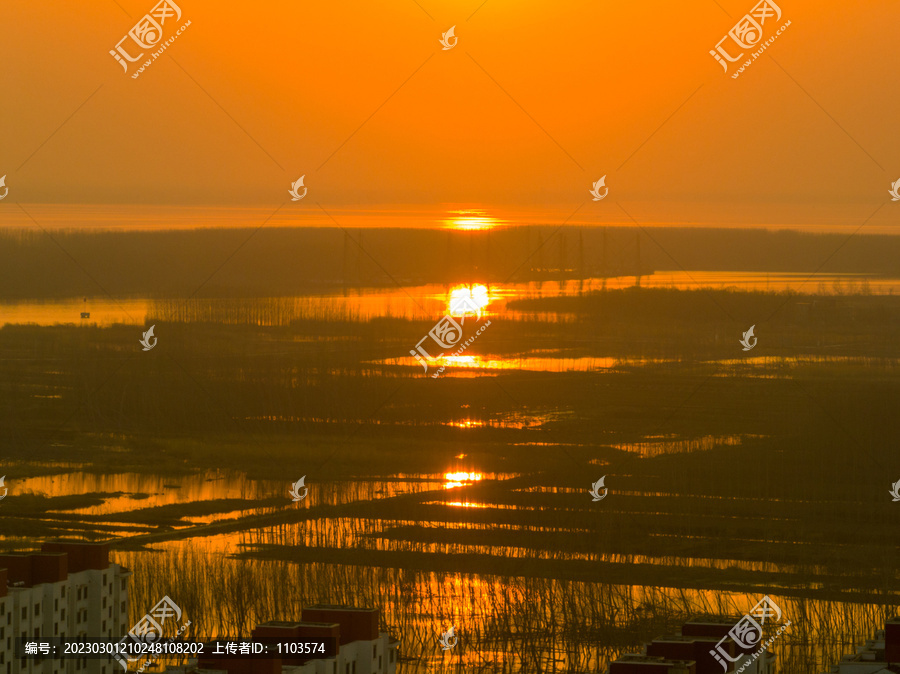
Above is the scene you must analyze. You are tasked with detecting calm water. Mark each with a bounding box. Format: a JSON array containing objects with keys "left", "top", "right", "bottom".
[
  {"left": 3, "top": 272, "right": 896, "bottom": 673},
  {"left": 1, "top": 271, "right": 896, "bottom": 327},
  {"left": 2, "top": 469, "right": 888, "bottom": 672}
]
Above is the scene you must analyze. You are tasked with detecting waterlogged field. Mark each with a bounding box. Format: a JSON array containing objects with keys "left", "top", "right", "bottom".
[
  {"left": 5, "top": 465, "right": 898, "bottom": 671},
  {"left": 2, "top": 283, "right": 900, "bottom": 673},
  {"left": 2, "top": 272, "right": 899, "bottom": 328}
]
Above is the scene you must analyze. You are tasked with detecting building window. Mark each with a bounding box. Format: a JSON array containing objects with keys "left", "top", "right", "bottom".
[
  {"left": 20, "top": 609, "right": 26, "bottom": 620},
  {"left": 61, "top": 610, "right": 66, "bottom": 621},
  {"left": 102, "top": 597, "right": 106, "bottom": 609},
  {"left": 373, "top": 645, "right": 377, "bottom": 658},
  {"left": 34, "top": 604, "right": 40, "bottom": 616}
]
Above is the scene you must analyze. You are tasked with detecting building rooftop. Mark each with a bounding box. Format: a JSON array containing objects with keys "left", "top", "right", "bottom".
[
  {"left": 305, "top": 604, "right": 378, "bottom": 612},
  {"left": 612, "top": 653, "right": 696, "bottom": 665}
]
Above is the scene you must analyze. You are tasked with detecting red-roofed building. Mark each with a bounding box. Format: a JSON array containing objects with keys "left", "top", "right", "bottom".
[
  {"left": 607, "top": 615, "right": 779, "bottom": 674},
  {"left": 167, "top": 606, "right": 398, "bottom": 674}
]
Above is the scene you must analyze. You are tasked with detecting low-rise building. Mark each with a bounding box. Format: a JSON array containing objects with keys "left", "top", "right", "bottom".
[
  {"left": 166, "top": 605, "right": 398, "bottom": 674},
  {"left": 820, "top": 618, "right": 900, "bottom": 673},
  {"left": 0, "top": 540, "right": 131, "bottom": 674},
  {"left": 608, "top": 652, "right": 696, "bottom": 673},
  {"left": 607, "top": 616, "right": 776, "bottom": 674}
]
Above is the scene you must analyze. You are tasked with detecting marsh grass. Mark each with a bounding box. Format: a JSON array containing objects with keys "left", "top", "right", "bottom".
[
  {"left": 6, "top": 225, "right": 900, "bottom": 299},
  {"left": 113, "top": 545, "right": 893, "bottom": 673},
  {"left": 4, "top": 287, "right": 900, "bottom": 673}
]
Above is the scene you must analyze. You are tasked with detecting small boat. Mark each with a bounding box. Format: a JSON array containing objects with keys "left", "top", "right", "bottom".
[{"left": 80, "top": 312, "right": 90, "bottom": 319}]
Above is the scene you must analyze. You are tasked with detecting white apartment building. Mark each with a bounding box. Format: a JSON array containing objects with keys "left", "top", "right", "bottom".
[
  {"left": 821, "top": 619, "right": 900, "bottom": 673},
  {"left": 0, "top": 541, "right": 131, "bottom": 674}
]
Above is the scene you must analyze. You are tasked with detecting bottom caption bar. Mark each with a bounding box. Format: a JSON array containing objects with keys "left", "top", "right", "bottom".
[{"left": 15, "top": 637, "right": 338, "bottom": 660}]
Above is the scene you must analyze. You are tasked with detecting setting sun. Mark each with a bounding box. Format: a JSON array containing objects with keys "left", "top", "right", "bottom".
[
  {"left": 444, "top": 211, "right": 500, "bottom": 231},
  {"left": 4, "top": 0, "right": 898, "bottom": 671}
]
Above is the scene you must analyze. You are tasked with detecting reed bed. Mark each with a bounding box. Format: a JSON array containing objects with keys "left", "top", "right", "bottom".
[
  {"left": 113, "top": 545, "right": 894, "bottom": 673},
  {"left": 5, "top": 285, "right": 900, "bottom": 673}
]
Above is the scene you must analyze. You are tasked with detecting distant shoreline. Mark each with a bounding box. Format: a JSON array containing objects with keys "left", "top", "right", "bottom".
[{"left": 2, "top": 226, "right": 900, "bottom": 301}]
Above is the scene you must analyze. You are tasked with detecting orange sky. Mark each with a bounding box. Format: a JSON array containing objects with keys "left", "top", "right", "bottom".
[{"left": 1, "top": 0, "right": 899, "bottom": 229}]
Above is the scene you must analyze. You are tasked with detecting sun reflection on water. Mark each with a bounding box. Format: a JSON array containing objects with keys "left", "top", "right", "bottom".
[
  {"left": 444, "top": 471, "right": 483, "bottom": 489},
  {"left": 448, "top": 419, "right": 484, "bottom": 429},
  {"left": 448, "top": 284, "right": 491, "bottom": 316}
]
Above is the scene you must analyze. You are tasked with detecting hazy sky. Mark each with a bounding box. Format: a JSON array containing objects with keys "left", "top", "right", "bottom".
[{"left": 2, "top": 0, "right": 899, "bottom": 229}]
